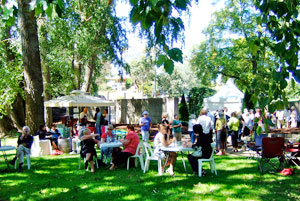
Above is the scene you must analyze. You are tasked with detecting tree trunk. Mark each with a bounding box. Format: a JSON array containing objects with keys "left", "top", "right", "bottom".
[
  {"left": 7, "top": 94, "right": 25, "bottom": 131},
  {"left": 81, "top": 54, "right": 97, "bottom": 92},
  {"left": 38, "top": 20, "right": 52, "bottom": 128},
  {"left": 0, "top": 116, "right": 15, "bottom": 136},
  {"left": 72, "top": 50, "right": 82, "bottom": 90},
  {"left": 18, "top": 0, "right": 44, "bottom": 134},
  {"left": 3, "top": 26, "right": 25, "bottom": 131}
]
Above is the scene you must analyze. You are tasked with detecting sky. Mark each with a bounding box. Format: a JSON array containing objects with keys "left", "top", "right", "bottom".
[{"left": 115, "top": 0, "right": 225, "bottom": 64}]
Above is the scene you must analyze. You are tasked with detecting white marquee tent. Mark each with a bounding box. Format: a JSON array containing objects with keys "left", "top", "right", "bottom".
[
  {"left": 204, "top": 79, "right": 244, "bottom": 113},
  {"left": 44, "top": 90, "right": 115, "bottom": 108}
]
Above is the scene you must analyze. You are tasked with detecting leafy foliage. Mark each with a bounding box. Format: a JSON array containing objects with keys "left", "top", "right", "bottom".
[
  {"left": 254, "top": 0, "right": 300, "bottom": 82},
  {"left": 190, "top": 0, "right": 290, "bottom": 113},
  {"left": 39, "top": 0, "right": 128, "bottom": 97},
  {"left": 0, "top": 21, "right": 23, "bottom": 117},
  {"left": 188, "top": 87, "right": 216, "bottom": 116},
  {"left": 129, "top": 0, "right": 190, "bottom": 74}
]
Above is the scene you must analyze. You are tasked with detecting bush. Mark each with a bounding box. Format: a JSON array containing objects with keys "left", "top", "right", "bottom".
[{"left": 179, "top": 94, "right": 189, "bottom": 122}]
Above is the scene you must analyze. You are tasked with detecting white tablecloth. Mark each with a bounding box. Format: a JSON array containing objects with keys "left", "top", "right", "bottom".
[
  {"left": 160, "top": 145, "right": 193, "bottom": 152},
  {"left": 100, "top": 142, "right": 123, "bottom": 148}
]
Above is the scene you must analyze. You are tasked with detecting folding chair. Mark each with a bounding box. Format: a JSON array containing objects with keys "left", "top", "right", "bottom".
[
  {"left": 285, "top": 142, "right": 300, "bottom": 167},
  {"left": 143, "top": 142, "right": 162, "bottom": 175},
  {"left": 258, "top": 137, "right": 285, "bottom": 173},
  {"left": 126, "top": 142, "right": 144, "bottom": 171},
  {"left": 198, "top": 143, "right": 217, "bottom": 177}
]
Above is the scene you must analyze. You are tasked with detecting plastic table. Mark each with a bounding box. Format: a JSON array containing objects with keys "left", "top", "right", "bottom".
[
  {"left": 0, "top": 145, "right": 16, "bottom": 169},
  {"left": 160, "top": 145, "right": 193, "bottom": 175}
]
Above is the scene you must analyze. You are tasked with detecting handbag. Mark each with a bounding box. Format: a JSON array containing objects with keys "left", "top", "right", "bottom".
[{"left": 192, "top": 146, "right": 202, "bottom": 157}]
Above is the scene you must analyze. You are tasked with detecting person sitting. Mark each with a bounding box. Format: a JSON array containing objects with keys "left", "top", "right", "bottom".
[
  {"left": 36, "top": 124, "right": 50, "bottom": 140},
  {"left": 10, "top": 126, "right": 33, "bottom": 171},
  {"left": 187, "top": 124, "right": 212, "bottom": 176},
  {"left": 153, "top": 124, "right": 176, "bottom": 175},
  {"left": 99, "top": 125, "right": 116, "bottom": 163},
  {"left": 109, "top": 125, "right": 139, "bottom": 170},
  {"left": 49, "top": 123, "right": 61, "bottom": 151},
  {"left": 80, "top": 128, "right": 100, "bottom": 173}
]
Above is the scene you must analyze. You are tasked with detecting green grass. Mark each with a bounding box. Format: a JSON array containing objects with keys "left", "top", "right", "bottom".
[{"left": 0, "top": 138, "right": 299, "bottom": 201}]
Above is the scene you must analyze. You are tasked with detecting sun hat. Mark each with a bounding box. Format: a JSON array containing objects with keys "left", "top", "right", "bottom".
[
  {"left": 107, "top": 125, "right": 114, "bottom": 130},
  {"left": 142, "top": 111, "right": 149, "bottom": 115}
]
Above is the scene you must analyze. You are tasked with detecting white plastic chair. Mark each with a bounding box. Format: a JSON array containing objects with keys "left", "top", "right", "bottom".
[
  {"left": 78, "top": 141, "right": 98, "bottom": 169},
  {"left": 15, "top": 154, "right": 31, "bottom": 170},
  {"left": 198, "top": 143, "right": 217, "bottom": 177},
  {"left": 127, "top": 142, "right": 144, "bottom": 171},
  {"left": 143, "top": 142, "right": 162, "bottom": 175}
]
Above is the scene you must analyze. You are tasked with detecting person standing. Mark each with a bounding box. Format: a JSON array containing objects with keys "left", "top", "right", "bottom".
[
  {"left": 197, "top": 109, "right": 214, "bottom": 142},
  {"left": 276, "top": 110, "right": 285, "bottom": 128},
  {"left": 228, "top": 112, "right": 239, "bottom": 152},
  {"left": 171, "top": 114, "right": 182, "bottom": 142},
  {"left": 188, "top": 114, "right": 197, "bottom": 143},
  {"left": 94, "top": 108, "right": 103, "bottom": 137},
  {"left": 215, "top": 113, "right": 227, "bottom": 155},
  {"left": 290, "top": 106, "right": 298, "bottom": 128},
  {"left": 139, "top": 111, "right": 152, "bottom": 142},
  {"left": 80, "top": 107, "right": 88, "bottom": 126},
  {"left": 10, "top": 126, "right": 33, "bottom": 171}
]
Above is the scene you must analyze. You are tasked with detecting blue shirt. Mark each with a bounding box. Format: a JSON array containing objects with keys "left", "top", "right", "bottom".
[
  {"left": 140, "top": 117, "right": 151, "bottom": 131},
  {"left": 96, "top": 112, "right": 102, "bottom": 124}
]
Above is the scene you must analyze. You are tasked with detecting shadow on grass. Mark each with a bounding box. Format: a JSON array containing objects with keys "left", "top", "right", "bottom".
[{"left": 0, "top": 154, "right": 300, "bottom": 201}]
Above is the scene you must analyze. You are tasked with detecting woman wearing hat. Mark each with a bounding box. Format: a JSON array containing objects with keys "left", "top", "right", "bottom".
[
  {"left": 139, "top": 111, "right": 152, "bottom": 142},
  {"left": 99, "top": 125, "right": 116, "bottom": 163}
]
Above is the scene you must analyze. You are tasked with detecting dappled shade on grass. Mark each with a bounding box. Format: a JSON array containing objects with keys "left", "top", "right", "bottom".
[{"left": 1, "top": 149, "right": 300, "bottom": 200}]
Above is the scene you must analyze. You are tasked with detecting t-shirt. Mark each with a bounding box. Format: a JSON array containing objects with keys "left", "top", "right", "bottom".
[
  {"left": 228, "top": 117, "right": 239, "bottom": 131},
  {"left": 95, "top": 112, "right": 102, "bottom": 124},
  {"left": 101, "top": 132, "right": 115, "bottom": 143},
  {"left": 172, "top": 119, "right": 182, "bottom": 133},
  {"left": 188, "top": 119, "right": 197, "bottom": 131},
  {"left": 153, "top": 132, "right": 164, "bottom": 148},
  {"left": 140, "top": 117, "right": 151, "bottom": 131},
  {"left": 123, "top": 131, "right": 140, "bottom": 155}
]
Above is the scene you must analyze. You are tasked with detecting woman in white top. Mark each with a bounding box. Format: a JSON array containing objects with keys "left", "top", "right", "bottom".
[
  {"left": 188, "top": 114, "right": 197, "bottom": 143},
  {"left": 153, "top": 124, "right": 176, "bottom": 175}
]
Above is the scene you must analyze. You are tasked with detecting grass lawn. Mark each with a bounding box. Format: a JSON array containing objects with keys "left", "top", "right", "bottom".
[{"left": 0, "top": 137, "right": 300, "bottom": 201}]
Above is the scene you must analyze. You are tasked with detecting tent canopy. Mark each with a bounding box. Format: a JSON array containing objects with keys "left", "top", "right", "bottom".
[
  {"left": 44, "top": 91, "right": 115, "bottom": 107},
  {"left": 204, "top": 79, "right": 244, "bottom": 112}
]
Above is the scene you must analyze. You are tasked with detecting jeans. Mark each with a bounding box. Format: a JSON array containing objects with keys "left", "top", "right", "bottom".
[
  {"left": 16, "top": 145, "right": 30, "bottom": 164},
  {"left": 188, "top": 131, "right": 195, "bottom": 143},
  {"left": 141, "top": 130, "right": 149, "bottom": 142},
  {"left": 96, "top": 123, "right": 102, "bottom": 137}
]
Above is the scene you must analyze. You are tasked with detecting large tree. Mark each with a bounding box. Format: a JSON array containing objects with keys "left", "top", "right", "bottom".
[
  {"left": 254, "top": 0, "right": 300, "bottom": 82},
  {"left": 190, "top": 0, "right": 289, "bottom": 112},
  {"left": 17, "top": 0, "right": 44, "bottom": 133}
]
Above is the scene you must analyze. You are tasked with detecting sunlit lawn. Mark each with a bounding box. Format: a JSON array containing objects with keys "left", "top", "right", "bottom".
[{"left": 1, "top": 138, "right": 299, "bottom": 201}]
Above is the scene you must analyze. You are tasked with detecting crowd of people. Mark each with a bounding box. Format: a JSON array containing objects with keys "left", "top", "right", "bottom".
[{"left": 9, "top": 105, "right": 299, "bottom": 174}]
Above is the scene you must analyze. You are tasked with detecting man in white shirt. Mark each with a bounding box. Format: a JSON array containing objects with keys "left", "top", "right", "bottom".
[{"left": 197, "top": 109, "right": 214, "bottom": 135}]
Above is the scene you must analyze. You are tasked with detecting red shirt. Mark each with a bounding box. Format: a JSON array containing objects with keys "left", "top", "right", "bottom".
[
  {"left": 101, "top": 132, "right": 113, "bottom": 140},
  {"left": 123, "top": 131, "right": 140, "bottom": 155}
]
